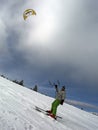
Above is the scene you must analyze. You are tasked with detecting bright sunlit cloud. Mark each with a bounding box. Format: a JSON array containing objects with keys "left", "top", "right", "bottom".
[{"left": 28, "top": 11, "right": 57, "bottom": 46}]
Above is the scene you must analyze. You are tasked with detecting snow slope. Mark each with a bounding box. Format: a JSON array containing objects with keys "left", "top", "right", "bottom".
[{"left": 0, "top": 76, "right": 98, "bottom": 130}]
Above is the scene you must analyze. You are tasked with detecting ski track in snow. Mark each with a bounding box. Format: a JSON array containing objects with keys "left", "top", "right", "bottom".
[{"left": 0, "top": 77, "right": 98, "bottom": 130}]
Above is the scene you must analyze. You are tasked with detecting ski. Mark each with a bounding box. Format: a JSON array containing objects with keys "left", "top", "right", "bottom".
[{"left": 35, "top": 106, "right": 62, "bottom": 119}]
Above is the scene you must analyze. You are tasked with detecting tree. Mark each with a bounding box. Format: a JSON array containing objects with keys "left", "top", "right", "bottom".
[{"left": 33, "top": 85, "right": 38, "bottom": 92}]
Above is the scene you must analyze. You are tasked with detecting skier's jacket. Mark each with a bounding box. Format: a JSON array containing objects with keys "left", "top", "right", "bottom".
[{"left": 55, "top": 86, "right": 65, "bottom": 105}]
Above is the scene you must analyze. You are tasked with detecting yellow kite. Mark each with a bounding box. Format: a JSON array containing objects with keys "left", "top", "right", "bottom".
[{"left": 23, "top": 9, "right": 36, "bottom": 20}]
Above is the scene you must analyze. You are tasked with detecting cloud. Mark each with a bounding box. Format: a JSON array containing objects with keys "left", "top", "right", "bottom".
[
  {"left": 0, "top": 0, "right": 98, "bottom": 96},
  {"left": 66, "top": 99, "right": 98, "bottom": 111},
  {"left": 0, "top": 18, "right": 8, "bottom": 53}
]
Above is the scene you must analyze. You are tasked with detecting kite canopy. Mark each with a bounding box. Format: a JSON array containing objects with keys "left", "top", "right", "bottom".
[{"left": 23, "top": 9, "right": 36, "bottom": 20}]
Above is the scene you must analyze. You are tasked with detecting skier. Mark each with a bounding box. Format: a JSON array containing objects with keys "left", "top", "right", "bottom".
[{"left": 47, "top": 85, "right": 66, "bottom": 119}]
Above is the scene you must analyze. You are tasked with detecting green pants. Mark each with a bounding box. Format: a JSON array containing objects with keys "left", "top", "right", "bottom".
[{"left": 51, "top": 99, "right": 60, "bottom": 115}]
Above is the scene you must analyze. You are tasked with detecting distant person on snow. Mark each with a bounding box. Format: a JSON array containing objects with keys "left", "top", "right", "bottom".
[{"left": 47, "top": 85, "right": 66, "bottom": 119}]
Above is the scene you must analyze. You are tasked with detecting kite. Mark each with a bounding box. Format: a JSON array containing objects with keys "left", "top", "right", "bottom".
[{"left": 23, "top": 9, "right": 36, "bottom": 20}]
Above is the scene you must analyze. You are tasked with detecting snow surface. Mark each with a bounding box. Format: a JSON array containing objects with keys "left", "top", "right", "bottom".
[{"left": 0, "top": 76, "right": 98, "bottom": 130}]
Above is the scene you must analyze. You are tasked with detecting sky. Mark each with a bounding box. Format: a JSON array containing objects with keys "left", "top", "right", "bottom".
[{"left": 0, "top": 0, "right": 98, "bottom": 106}]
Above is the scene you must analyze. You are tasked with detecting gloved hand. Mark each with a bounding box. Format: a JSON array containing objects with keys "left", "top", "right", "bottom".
[{"left": 60, "top": 100, "right": 64, "bottom": 105}]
